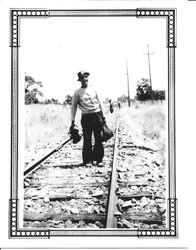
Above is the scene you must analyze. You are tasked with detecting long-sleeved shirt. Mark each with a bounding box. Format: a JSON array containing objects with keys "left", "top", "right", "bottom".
[{"left": 71, "top": 85, "right": 105, "bottom": 121}]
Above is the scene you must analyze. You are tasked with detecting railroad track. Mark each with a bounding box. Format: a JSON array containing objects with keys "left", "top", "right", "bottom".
[{"left": 24, "top": 116, "right": 166, "bottom": 229}]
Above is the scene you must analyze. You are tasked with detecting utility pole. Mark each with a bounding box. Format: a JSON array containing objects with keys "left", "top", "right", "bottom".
[
  {"left": 144, "top": 44, "right": 153, "bottom": 103},
  {"left": 126, "top": 60, "right": 131, "bottom": 107}
]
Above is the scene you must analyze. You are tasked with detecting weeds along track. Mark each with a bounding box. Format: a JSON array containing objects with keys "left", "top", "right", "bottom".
[{"left": 24, "top": 116, "right": 166, "bottom": 229}]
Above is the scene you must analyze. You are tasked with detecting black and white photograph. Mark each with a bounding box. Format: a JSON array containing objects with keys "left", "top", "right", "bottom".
[
  {"left": 9, "top": 8, "right": 177, "bottom": 237},
  {"left": 0, "top": 0, "right": 195, "bottom": 248}
]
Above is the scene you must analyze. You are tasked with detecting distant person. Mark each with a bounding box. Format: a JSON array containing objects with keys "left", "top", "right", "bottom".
[
  {"left": 70, "top": 70, "right": 106, "bottom": 167},
  {"left": 118, "top": 101, "right": 121, "bottom": 109},
  {"left": 109, "top": 99, "right": 114, "bottom": 113}
]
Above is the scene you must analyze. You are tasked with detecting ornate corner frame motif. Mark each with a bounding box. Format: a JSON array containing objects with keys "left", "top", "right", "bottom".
[{"left": 10, "top": 8, "right": 177, "bottom": 238}]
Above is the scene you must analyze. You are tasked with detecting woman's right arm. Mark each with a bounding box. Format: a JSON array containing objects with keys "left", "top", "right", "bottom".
[{"left": 71, "top": 92, "right": 78, "bottom": 123}]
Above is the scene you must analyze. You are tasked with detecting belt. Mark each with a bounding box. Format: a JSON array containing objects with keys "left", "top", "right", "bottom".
[{"left": 82, "top": 111, "right": 102, "bottom": 116}]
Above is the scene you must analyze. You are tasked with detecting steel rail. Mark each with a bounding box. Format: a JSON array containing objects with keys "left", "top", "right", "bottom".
[
  {"left": 24, "top": 137, "right": 72, "bottom": 177},
  {"left": 106, "top": 117, "right": 120, "bottom": 228},
  {"left": 24, "top": 118, "right": 121, "bottom": 228}
]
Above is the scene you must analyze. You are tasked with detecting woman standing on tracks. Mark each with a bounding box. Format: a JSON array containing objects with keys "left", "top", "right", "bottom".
[{"left": 70, "top": 70, "right": 106, "bottom": 167}]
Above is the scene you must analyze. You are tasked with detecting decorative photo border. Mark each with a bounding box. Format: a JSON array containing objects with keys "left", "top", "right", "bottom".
[{"left": 10, "top": 8, "right": 177, "bottom": 238}]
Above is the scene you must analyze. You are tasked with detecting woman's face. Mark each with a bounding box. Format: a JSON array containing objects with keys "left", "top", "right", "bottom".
[{"left": 81, "top": 74, "right": 89, "bottom": 87}]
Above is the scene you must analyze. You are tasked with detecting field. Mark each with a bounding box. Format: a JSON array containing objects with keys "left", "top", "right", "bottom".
[
  {"left": 24, "top": 101, "right": 166, "bottom": 169},
  {"left": 124, "top": 101, "right": 166, "bottom": 151},
  {"left": 24, "top": 101, "right": 167, "bottom": 229},
  {"left": 25, "top": 104, "right": 72, "bottom": 149}
]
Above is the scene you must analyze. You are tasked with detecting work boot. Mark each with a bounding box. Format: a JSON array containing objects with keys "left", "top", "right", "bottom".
[
  {"left": 97, "top": 162, "right": 104, "bottom": 167},
  {"left": 85, "top": 162, "right": 92, "bottom": 167},
  {"left": 92, "top": 161, "right": 97, "bottom": 166}
]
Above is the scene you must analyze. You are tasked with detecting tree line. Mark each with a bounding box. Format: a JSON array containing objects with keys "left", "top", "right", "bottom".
[
  {"left": 25, "top": 75, "right": 72, "bottom": 105},
  {"left": 136, "top": 78, "right": 165, "bottom": 101},
  {"left": 25, "top": 75, "right": 165, "bottom": 105}
]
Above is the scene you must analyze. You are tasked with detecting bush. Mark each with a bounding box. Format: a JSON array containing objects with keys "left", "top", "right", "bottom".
[
  {"left": 136, "top": 78, "right": 152, "bottom": 101},
  {"left": 25, "top": 75, "right": 43, "bottom": 104},
  {"left": 153, "top": 90, "right": 165, "bottom": 100},
  {"left": 136, "top": 78, "right": 165, "bottom": 101}
]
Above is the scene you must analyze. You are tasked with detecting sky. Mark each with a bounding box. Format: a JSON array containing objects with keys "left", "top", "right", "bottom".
[{"left": 20, "top": 16, "right": 168, "bottom": 102}]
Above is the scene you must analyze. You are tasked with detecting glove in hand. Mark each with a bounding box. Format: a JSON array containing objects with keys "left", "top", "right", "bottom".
[{"left": 69, "top": 121, "right": 75, "bottom": 132}]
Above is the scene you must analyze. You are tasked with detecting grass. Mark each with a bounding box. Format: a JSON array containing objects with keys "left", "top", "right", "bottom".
[
  {"left": 25, "top": 104, "right": 75, "bottom": 149},
  {"left": 140, "top": 103, "right": 165, "bottom": 140},
  {"left": 120, "top": 101, "right": 166, "bottom": 152},
  {"left": 25, "top": 103, "right": 114, "bottom": 149},
  {"left": 140, "top": 102, "right": 166, "bottom": 155},
  {"left": 25, "top": 102, "right": 166, "bottom": 154}
]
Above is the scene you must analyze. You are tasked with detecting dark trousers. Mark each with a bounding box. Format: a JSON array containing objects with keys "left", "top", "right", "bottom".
[{"left": 81, "top": 111, "right": 104, "bottom": 163}]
